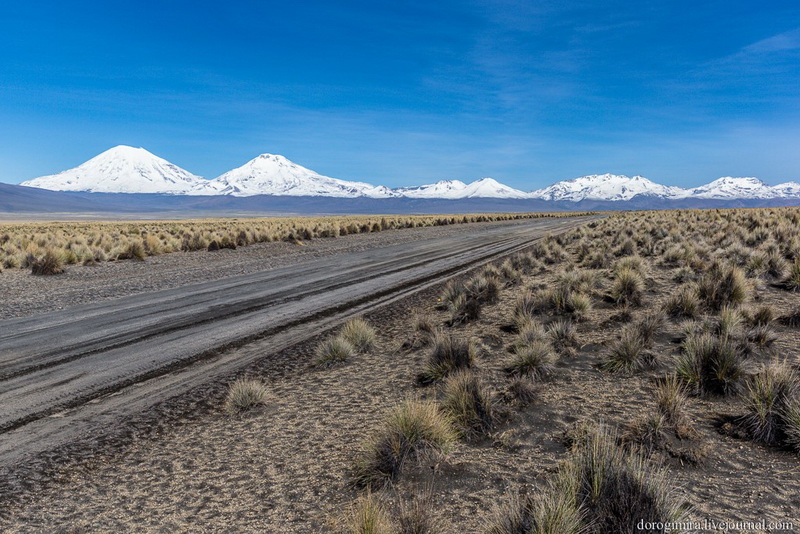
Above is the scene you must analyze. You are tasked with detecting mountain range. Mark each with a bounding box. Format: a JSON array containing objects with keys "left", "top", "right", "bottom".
[{"left": 15, "top": 145, "right": 800, "bottom": 203}]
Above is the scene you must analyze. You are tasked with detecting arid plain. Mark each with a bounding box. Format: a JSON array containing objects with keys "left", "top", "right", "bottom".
[{"left": 1, "top": 209, "right": 799, "bottom": 533}]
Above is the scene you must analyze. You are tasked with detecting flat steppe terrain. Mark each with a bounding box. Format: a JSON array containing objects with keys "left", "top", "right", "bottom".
[{"left": 1, "top": 210, "right": 799, "bottom": 533}]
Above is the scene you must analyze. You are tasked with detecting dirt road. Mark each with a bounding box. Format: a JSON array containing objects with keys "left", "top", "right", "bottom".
[{"left": 0, "top": 216, "right": 596, "bottom": 473}]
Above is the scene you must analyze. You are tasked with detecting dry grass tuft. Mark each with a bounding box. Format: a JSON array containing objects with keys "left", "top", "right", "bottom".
[
  {"left": 396, "top": 487, "right": 442, "bottom": 534},
  {"left": 315, "top": 336, "right": 356, "bottom": 367},
  {"left": 340, "top": 318, "right": 377, "bottom": 353},
  {"left": 442, "top": 370, "right": 496, "bottom": 438},
  {"left": 742, "top": 361, "right": 799, "bottom": 445},
  {"left": 675, "top": 331, "right": 744, "bottom": 396},
  {"left": 30, "top": 249, "right": 64, "bottom": 275},
  {"left": 697, "top": 262, "right": 748, "bottom": 311},
  {"left": 506, "top": 340, "right": 558, "bottom": 379},
  {"left": 224, "top": 378, "right": 269, "bottom": 413},
  {"left": 353, "top": 398, "right": 457, "bottom": 489},
  {"left": 655, "top": 375, "right": 690, "bottom": 427},
  {"left": 417, "top": 332, "right": 477, "bottom": 385},
  {"left": 609, "top": 267, "right": 643, "bottom": 307},
  {"left": 343, "top": 492, "right": 394, "bottom": 534}
]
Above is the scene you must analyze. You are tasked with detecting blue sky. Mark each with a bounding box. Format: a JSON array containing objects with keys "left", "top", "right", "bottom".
[{"left": 1, "top": 0, "right": 798, "bottom": 189}]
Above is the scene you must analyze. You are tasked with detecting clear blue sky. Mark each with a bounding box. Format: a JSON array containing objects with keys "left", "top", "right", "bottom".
[{"left": 1, "top": 0, "right": 798, "bottom": 189}]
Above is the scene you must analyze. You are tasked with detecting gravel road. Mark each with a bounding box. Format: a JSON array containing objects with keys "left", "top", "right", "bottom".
[{"left": 0, "top": 216, "right": 597, "bottom": 474}]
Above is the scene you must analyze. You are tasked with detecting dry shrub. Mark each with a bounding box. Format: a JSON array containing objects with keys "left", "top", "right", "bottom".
[
  {"left": 353, "top": 398, "right": 457, "bottom": 489},
  {"left": 30, "top": 249, "right": 64, "bottom": 275},
  {"left": 224, "top": 378, "right": 268, "bottom": 413}
]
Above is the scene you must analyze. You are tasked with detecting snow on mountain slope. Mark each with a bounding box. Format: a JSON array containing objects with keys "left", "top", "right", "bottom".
[
  {"left": 212, "top": 154, "right": 396, "bottom": 198},
  {"left": 772, "top": 182, "right": 800, "bottom": 198},
  {"left": 394, "top": 178, "right": 527, "bottom": 199},
  {"left": 460, "top": 178, "right": 529, "bottom": 198},
  {"left": 393, "top": 180, "right": 468, "bottom": 199},
  {"left": 530, "top": 174, "right": 685, "bottom": 202},
  {"left": 20, "top": 146, "right": 218, "bottom": 195},
  {"left": 680, "top": 177, "right": 785, "bottom": 199}
]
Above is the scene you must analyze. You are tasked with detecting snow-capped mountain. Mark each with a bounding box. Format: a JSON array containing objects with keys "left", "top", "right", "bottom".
[
  {"left": 679, "top": 177, "right": 784, "bottom": 200},
  {"left": 212, "top": 154, "right": 396, "bottom": 198},
  {"left": 394, "top": 180, "right": 468, "bottom": 199},
  {"left": 530, "top": 174, "right": 684, "bottom": 202},
  {"left": 21, "top": 145, "right": 219, "bottom": 195},
  {"left": 16, "top": 146, "right": 800, "bottom": 203},
  {"left": 394, "top": 178, "right": 528, "bottom": 199}
]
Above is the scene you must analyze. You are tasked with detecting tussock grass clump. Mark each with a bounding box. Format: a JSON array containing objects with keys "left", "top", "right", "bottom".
[
  {"left": 547, "top": 319, "right": 577, "bottom": 352},
  {"left": 417, "top": 332, "right": 476, "bottom": 385},
  {"left": 344, "top": 492, "right": 394, "bottom": 534},
  {"left": 655, "top": 375, "right": 690, "bottom": 427},
  {"left": 397, "top": 488, "right": 442, "bottom": 534},
  {"left": 748, "top": 305, "right": 775, "bottom": 327},
  {"left": 405, "top": 314, "right": 436, "bottom": 349},
  {"left": 315, "top": 336, "right": 356, "bottom": 367},
  {"left": 602, "top": 326, "right": 648, "bottom": 373},
  {"left": 507, "top": 376, "right": 538, "bottom": 405},
  {"left": 442, "top": 370, "right": 496, "bottom": 437},
  {"left": 340, "top": 318, "right": 377, "bottom": 353},
  {"left": 696, "top": 262, "right": 748, "bottom": 311},
  {"left": 635, "top": 310, "right": 666, "bottom": 345},
  {"left": 742, "top": 361, "right": 799, "bottom": 445},
  {"left": 609, "top": 267, "right": 643, "bottom": 307},
  {"left": 746, "top": 324, "right": 777, "bottom": 347},
  {"left": 224, "top": 378, "right": 268, "bottom": 413},
  {"left": 437, "top": 280, "right": 465, "bottom": 310},
  {"left": 489, "top": 424, "right": 686, "bottom": 534},
  {"left": 622, "top": 413, "right": 668, "bottom": 454},
  {"left": 353, "top": 398, "right": 457, "bottom": 489},
  {"left": 675, "top": 331, "right": 744, "bottom": 396},
  {"left": 783, "top": 261, "right": 800, "bottom": 291},
  {"left": 568, "top": 425, "right": 687, "bottom": 532},
  {"left": 514, "top": 319, "right": 548, "bottom": 347},
  {"left": 505, "top": 340, "right": 557, "bottom": 379},
  {"left": 783, "top": 400, "right": 800, "bottom": 453},
  {"left": 714, "top": 306, "right": 743, "bottom": 338},
  {"left": 30, "top": 249, "right": 64, "bottom": 275},
  {"left": 662, "top": 286, "right": 699, "bottom": 319}
]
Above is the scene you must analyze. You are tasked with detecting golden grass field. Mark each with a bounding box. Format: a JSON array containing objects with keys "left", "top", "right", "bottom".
[{"left": 0, "top": 212, "right": 590, "bottom": 273}]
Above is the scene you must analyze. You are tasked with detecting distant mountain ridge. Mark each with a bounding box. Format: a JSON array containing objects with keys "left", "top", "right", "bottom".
[{"left": 16, "top": 145, "right": 800, "bottom": 202}]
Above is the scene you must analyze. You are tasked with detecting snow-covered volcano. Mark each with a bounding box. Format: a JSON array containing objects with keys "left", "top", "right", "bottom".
[
  {"left": 395, "top": 178, "right": 528, "bottom": 199},
  {"left": 21, "top": 145, "right": 218, "bottom": 195},
  {"left": 678, "top": 177, "right": 787, "bottom": 199},
  {"left": 530, "top": 174, "right": 684, "bottom": 202},
  {"left": 212, "top": 154, "right": 396, "bottom": 198},
  {"left": 17, "top": 146, "right": 800, "bottom": 203}
]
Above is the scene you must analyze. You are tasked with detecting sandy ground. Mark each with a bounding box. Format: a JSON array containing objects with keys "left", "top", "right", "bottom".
[{"left": 1, "top": 220, "right": 798, "bottom": 532}]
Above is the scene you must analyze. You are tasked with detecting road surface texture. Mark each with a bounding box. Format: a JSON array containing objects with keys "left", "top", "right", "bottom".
[{"left": 0, "top": 216, "right": 597, "bottom": 478}]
